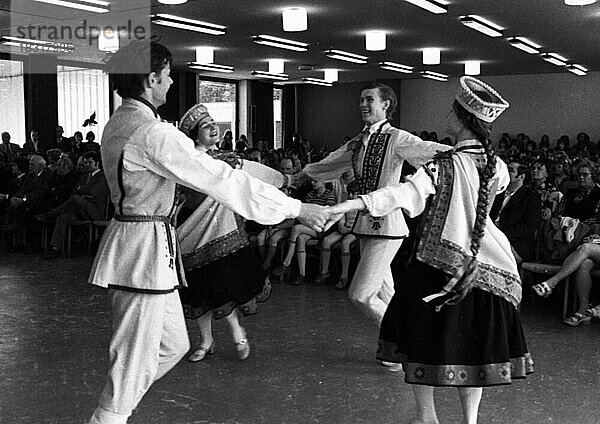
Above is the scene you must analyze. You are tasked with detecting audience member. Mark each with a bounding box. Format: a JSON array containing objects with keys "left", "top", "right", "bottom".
[
  {"left": 50, "top": 157, "right": 79, "bottom": 206},
  {"left": 39, "top": 151, "right": 109, "bottom": 258},
  {"left": 490, "top": 161, "right": 541, "bottom": 263},
  {"left": 82, "top": 131, "right": 100, "bottom": 152},
  {"left": 558, "top": 159, "right": 600, "bottom": 222}
]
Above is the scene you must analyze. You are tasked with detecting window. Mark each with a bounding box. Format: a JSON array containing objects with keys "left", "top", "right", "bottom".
[
  {"left": 0, "top": 59, "right": 25, "bottom": 146},
  {"left": 197, "top": 79, "right": 236, "bottom": 141},
  {"left": 57, "top": 65, "right": 111, "bottom": 142},
  {"left": 273, "top": 88, "right": 282, "bottom": 149}
]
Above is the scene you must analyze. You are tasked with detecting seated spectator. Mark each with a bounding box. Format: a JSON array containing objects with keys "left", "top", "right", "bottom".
[
  {"left": 490, "top": 161, "right": 541, "bottom": 263},
  {"left": 280, "top": 157, "right": 294, "bottom": 175},
  {"left": 2, "top": 155, "right": 54, "bottom": 232},
  {"left": 70, "top": 131, "right": 85, "bottom": 156},
  {"left": 220, "top": 130, "right": 233, "bottom": 151},
  {"left": 290, "top": 150, "right": 303, "bottom": 173},
  {"left": 558, "top": 159, "right": 600, "bottom": 222},
  {"left": 49, "top": 157, "right": 79, "bottom": 207},
  {"left": 552, "top": 159, "right": 575, "bottom": 194},
  {"left": 46, "top": 149, "right": 62, "bottom": 174},
  {"left": 39, "top": 151, "right": 109, "bottom": 259},
  {"left": 235, "top": 134, "right": 249, "bottom": 154},
  {"left": 0, "top": 131, "right": 21, "bottom": 193},
  {"left": 496, "top": 137, "right": 509, "bottom": 161},
  {"left": 570, "top": 132, "right": 597, "bottom": 160},
  {"left": 313, "top": 181, "right": 359, "bottom": 289},
  {"left": 82, "top": 131, "right": 100, "bottom": 152},
  {"left": 533, "top": 240, "right": 600, "bottom": 327},
  {"left": 555, "top": 135, "right": 570, "bottom": 153},
  {"left": 429, "top": 131, "right": 438, "bottom": 143},
  {"left": 55, "top": 126, "right": 70, "bottom": 152},
  {"left": 538, "top": 134, "right": 551, "bottom": 158},
  {"left": 0, "top": 157, "right": 28, "bottom": 214},
  {"left": 280, "top": 180, "right": 337, "bottom": 284},
  {"left": 246, "top": 148, "right": 262, "bottom": 163},
  {"left": 22, "top": 130, "right": 51, "bottom": 157},
  {"left": 529, "top": 159, "right": 562, "bottom": 220}
]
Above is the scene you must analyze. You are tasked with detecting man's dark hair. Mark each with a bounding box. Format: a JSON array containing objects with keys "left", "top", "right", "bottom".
[
  {"left": 105, "top": 41, "right": 173, "bottom": 99},
  {"left": 360, "top": 81, "right": 397, "bottom": 120},
  {"left": 83, "top": 150, "right": 102, "bottom": 167},
  {"left": 14, "top": 157, "right": 29, "bottom": 174}
]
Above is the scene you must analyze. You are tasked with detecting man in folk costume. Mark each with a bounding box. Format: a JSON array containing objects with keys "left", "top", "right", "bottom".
[
  {"left": 87, "top": 41, "right": 329, "bottom": 424},
  {"left": 294, "top": 82, "right": 450, "bottom": 329}
]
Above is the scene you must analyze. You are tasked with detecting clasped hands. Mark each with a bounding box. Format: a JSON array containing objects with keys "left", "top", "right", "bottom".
[{"left": 296, "top": 198, "right": 367, "bottom": 233}]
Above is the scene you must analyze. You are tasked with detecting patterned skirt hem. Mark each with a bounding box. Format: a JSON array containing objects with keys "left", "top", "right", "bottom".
[
  {"left": 183, "top": 278, "right": 272, "bottom": 320},
  {"left": 377, "top": 340, "right": 534, "bottom": 387}
]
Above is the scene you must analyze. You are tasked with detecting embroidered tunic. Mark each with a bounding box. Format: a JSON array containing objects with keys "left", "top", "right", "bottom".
[
  {"left": 89, "top": 99, "right": 301, "bottom": 293},
  {"left": 303, "top": 121, "right": 450, "bottom": 238},
  {"left": 360, "top": 140, "right": 522, "bottom": 307}
]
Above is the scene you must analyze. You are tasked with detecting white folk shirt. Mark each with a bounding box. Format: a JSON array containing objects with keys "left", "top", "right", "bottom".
[
  {"left": 303, "top": 121, "right": 450, "bottom": 238},
  {"left": 89, "top": 98, "right": 301, "bottom": 292}
]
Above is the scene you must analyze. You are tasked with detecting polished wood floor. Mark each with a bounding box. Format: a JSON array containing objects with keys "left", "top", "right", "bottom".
[{"left": 1, "top": 251, "right": 600, "bottom": 424}]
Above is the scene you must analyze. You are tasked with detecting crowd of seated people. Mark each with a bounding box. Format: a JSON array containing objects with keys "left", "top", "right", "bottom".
[
  {"left": 6, "top": 124, "right": 600, "bottom": 307},
  {"left": 0, "top": 126, "right": 107, "bottom": 255}
]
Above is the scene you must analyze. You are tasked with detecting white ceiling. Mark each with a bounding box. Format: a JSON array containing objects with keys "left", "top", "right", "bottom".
[{"left": 1, "top": 0, "right": 599, "bottom": 82}]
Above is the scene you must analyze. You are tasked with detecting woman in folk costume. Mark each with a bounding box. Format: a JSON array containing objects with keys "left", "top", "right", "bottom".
[
  {"left": 327, "top": 77, "right": 533, "bottom": 424},
  {"left": 176, "top": 104, "right": 285, "bottom": 362}
]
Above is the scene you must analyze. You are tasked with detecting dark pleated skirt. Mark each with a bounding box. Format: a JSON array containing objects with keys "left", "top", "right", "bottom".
[
  {"left": 377, "top": 259, "right": 534, "bottom": 387},
  {"left": 179, "top": 246, "right": 270, "bottom": 320}
]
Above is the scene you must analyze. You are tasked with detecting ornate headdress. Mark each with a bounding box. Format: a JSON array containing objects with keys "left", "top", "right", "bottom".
[
  {"left": 179, "top": 104, "right": 212, "bottom": 136},
  {"left": 456, "top": 76, "right": 509, "bottom": 123}
]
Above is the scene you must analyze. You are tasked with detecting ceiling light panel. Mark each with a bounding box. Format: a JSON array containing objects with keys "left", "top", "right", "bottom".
[
  {"left": 420, "top": 70, "right": 448, "bottom": 81},
  {"left": 564, "top": 0, "right": 597, "bottom": 5},
  {"left": 460, "top": 15, "right": 503, "bottom": 37},
  {"left": 33, "top": 0, "right": 110, "bottom": 13},
  {"left": 365, "top": 31, "right": 386, "bottom": 51},
  {"left": 508, "top": 37, "right": 541, "bottom": 54},
  {"left": 151, "top": 14, "right": 227, "bottom": 35},
  {"left": 323, "top": 69, "right": 339, "bottom": 82},
  {"left": 379, "top": 61, "right": 413, "bottom": 73},
  {"left": 187, "top": 62, "right": 234, "bottom": 73},
  {"left": 302, "top": 77, "right": 333, "bottom": 87},
  {"left": 403, "top": 0, "right": 448, "bottom": 14},
  {"left": 251, "top": 70, "right": 290, "bottom": 80},
  {"left": 324, "top": 49, "right": 368, "bottom": 64},
  {"left": 252, "top": 35, "right": 308, "bottom": 52},
  {"left": 422, "top": 48, "right": 440, "bottom": 65},
  {"left": 566, "top": 64, "right": 587, "bottom": 75},
  {"left": 541, "top": 53, "right": 568, "bottom": 66},
  {"left": 464, "top": 60, "right": 480, "bottom": 75}
]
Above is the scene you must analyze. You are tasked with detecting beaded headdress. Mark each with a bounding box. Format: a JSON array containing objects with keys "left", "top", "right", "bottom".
[
  {"left": 456, "top": 76, "right": 509, "bottom": 123},
  {"left": 179, "top": 104, "right": 212, "bottom": 136}
]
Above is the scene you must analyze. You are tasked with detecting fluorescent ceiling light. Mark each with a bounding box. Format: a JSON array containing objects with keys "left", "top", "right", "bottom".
[
  {"left": 323, "top": 68, "right": 338, "bottom": 82},
  {"left": 282, "top": 7, "right": 308, "bottom": 32},
  {"left": 403, "top": 0, "right": 447, "bottom": 14},
  {"left": 98, "top": 28, "right": 119, "bottom": 52},
  {"left": 541, "top": 53, "right": 568, "bottom": 66},
  {"left": 151, "top": 14, "right": 226, "bottom": 35},
  {"left": 324, "top": 49, "right": 368, "bottom": 64},
  {"left": 565, "top": 0, "right": 596, "bottom": 5},
  {"left": 423, "top": 47, "right": 440, "bottom": 65},
  {"left": 365, "top": 31, "right": 386, "bottom": 51},
  {"left": 566, "top": 64, "right": 587, "bottom": 75},
  {"left": 269, "top": 59, "right": 285, "bottom": 74},
  {"left": 251, "top": 70, "right": 290, "bottom": 80},
  {"left": 508, "top": 37, "right": 541, "bottom": 54},
  {"left": 464, "top": 60, "right": 480, "bottom": 75},
  {"left": 0, "top": 36, "right": 74, "bottom": 53},
  {"left": 302, "top": 77, "right": 333, "bottom": 87},
  {"left": 252, "top": 34, "right": 308, "bottom": 52},
  {"left": 33, "top": 0, "right": 109, "bottom": 13},
  {"left": 460, "top": 15, "right": 503, "bottom": 37},
  {"left": 158, "top": 0, "right": 188, "bottom": 4},
  {"left": 378, "top": 61, "right": 413, "bottom": 73},
  {"left": 187, "top": 62, "right": 234, "bottom": 73},
  {"left": 420, "top": 70, "right": 448, "bottom": 81}
]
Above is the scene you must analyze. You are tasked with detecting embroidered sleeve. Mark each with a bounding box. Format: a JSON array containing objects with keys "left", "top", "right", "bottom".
[{"left": 361, "top": 165, "right": 436, "bottom": 218}]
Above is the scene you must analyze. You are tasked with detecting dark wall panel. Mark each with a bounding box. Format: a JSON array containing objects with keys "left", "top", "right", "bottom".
[{"left": 24, "top": 55, "right": 59, "bottom": 146}]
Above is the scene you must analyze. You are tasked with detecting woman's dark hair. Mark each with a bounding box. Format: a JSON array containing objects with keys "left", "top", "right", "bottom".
[
  {"left": 106, "top": 41, "right": 173, "bottom": 99},
  {"left": 557, "top": 135, "right": 570, "bottom": 150},
  {"left": 539, "top": 135, "right": 550, "bottom": 150},
  {"left": 361, "top": 81, "right": 397, "bottom": 120},
  {"left": 451, "top": 93, "right": 497, "bottom": 280},
  {"left": 187, "top": 123, "right": 200, "bottom": 142}
]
